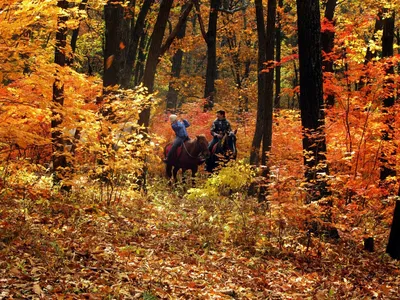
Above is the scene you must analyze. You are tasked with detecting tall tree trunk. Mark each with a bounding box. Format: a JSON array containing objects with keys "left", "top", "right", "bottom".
[
  {"left": 357, "top": 10, "right": 383, "bottom": 91},
  {"left": 121, "top": 0, "right": 154, "bottom": 88},
  {"left": 185, "top": 14, "right": 197, "bottom": 75},
  {"left": 103, "top": 1, "right": 130, "bottom": 89},
  {"left": 261, "top": 0, "right": 276, "bottom": 170},
  {"left": 291, "top": 59, "right": 299, "bottom": 109},
  {"left": 52, "top": 0, "right": 69, "bottom": 187},
  {"left": 70, "top": 0, "right": 89, "bottom": 54},
  {"left": 365, "top": 10, "right": 383, "bottom": 63},
  {"left": 249, "top": 0, "right": 266, "bottom": 165},
  {"left": 239, "top": 1, "right": 251, "bottom": 112},
  {"left": 138, "top": 0, "right": 174, "bottom": 128},
  {"left": 297, "top": 0, "right": 329, "bottom": 201},
  {"left": 380, "top": 10, "right": 396, "bottom": 183},
  {"left": 321, "top": 0, "right": 337, "bottom": 108},
  {"left": 65, "top": 0, "right": 88, "bottom": 168},
  {"left": 387, "top": 196, "right": 400, "bottom": 259},
  {"left": 274, "top": 0, "right": 283, "bottom": 108},
  {"left": 203, "top": 0, "right": 221, "bottom": 111},
  {"left": 134, "top": 24, "right": 149, "bottom": 86},
  {"left": 139, "top": 0, "right": 193, "bottom": 126},
  {"left": 166, "top": 4, "right": 189, "bottom": 111}
]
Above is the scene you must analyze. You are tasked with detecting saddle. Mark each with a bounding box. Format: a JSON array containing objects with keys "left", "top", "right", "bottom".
[
  {"left": 165, "top": 136, "right": 190, "bottom": 159},
  {"left": 210, "top": 135, "right": 227, "bottom": 155},
  {"left": 165, "top": 144, "right": 183, "bottom": 158},
  {"left": 211, "top": 143, "right": 219, "bottom": 155}
]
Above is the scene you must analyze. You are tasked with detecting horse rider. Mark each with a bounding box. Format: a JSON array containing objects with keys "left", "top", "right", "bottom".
[
  {"left": 164, "top": 114, "right": 190, "bottom": 164},
  {"left": 208, "top": 109, "right": 232, "bottom": 152}
]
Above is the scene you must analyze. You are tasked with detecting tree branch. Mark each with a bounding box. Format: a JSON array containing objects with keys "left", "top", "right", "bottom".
[
  {"left": 217, "top": 0, "right": 249, "bottom": 14},
  {"left": 193, "top": 0, "right": 207, "bottom": 42},
  {"left": 160, "top": 1, "right": 194, "bottom": 55}
]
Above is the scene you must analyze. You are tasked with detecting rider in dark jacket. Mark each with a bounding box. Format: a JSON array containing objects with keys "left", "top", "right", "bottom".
[{"left": 208, "top": 110, "right": 232, "bottom": 152}]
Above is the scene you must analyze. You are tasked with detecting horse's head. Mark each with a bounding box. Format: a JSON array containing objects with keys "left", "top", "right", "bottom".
[{"left": 196, "top": 134, "right": 210, "bottom": 159}]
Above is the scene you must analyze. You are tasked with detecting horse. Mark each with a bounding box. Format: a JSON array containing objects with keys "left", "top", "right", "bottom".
[
  {"left": 205, "top": 130, "right": 237, "bottom": 173},
  {"left": 164, "top": 135, "right": 210, "bottom": 185}
]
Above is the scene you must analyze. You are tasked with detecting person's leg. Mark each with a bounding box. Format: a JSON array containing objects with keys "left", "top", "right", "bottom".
[
  {"left": 208, "top": 137, "right": 219, "bottom": 152},
  {"left": 165, "top": 137, "right": 183, "bottom": 162}
]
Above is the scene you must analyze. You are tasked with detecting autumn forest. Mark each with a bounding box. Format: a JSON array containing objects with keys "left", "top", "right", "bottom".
[{"left": 1, "top": 0, "right": 400, "bottom": 298}]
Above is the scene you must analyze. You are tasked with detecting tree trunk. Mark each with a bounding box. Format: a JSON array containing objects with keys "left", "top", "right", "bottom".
[
  {"left": 261, "top": 0, "right": 276, "bottom": 170},
  {"left": 52, "top": 0, "right": 69, "bottom": 186},
  {"left": 121, "top": 0, "right": 154, "bottom": 88},
  {"left": 291, "top": 59, "right": 299, "bottom": 109},
  {"left": 365, "top": 10, "right": 383, "bottom": 63},
  {"left": 274, "top": 0, "right": 283, "bottom": 108},
  {"left": 203, "top": 0, "right": 221, "bottom": 111},
  {"left": 249, "top": 0, "right": 266, "bottom": 166},
  {"left": 139, "top": 0, "right": 174, "bottom": 128},
  {"left": 380, "top": 10, "right": 396, "bottom": 183},
  {"left": 70, "top": 0, "right": 88, "bottom": 54},
  {"left": 103, "top": 1, "right": 130, "bottom": 89},
  {"left": 387, "top": 197, "right": 400, "bottom": 259},
  {"left": 321, "top": 0, "right": 337, "bottom": 108},
  {"left": 166, "top": 4, "right": 189, "bottom": 111},
  {"left": 134, "top": 24, "right": 149, "bottom": 86},
  {"left": 297, "top": 0, "right": 329, "bottom": 201}
]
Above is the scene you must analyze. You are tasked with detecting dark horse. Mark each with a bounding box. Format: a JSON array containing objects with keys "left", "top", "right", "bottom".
[
  {"left": 164, "top": 135, "right": 210, "bottom": 185},
  {"left": 205, "top": 130, "right": 237, "bottom": 173}
]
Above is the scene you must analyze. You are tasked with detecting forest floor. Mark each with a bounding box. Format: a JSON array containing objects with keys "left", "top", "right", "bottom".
[{"left": 1, "top": 178, "right": 399, "bottom": 299}]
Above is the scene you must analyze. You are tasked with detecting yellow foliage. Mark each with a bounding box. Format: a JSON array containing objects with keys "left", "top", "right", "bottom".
[{"left": 186, "top": 160, "right": 255, "bottom": 201}]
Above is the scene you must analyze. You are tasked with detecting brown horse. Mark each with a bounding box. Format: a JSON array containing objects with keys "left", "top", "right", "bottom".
[{"left": 164, "top": 135, "right": 210, "bottom": 185}]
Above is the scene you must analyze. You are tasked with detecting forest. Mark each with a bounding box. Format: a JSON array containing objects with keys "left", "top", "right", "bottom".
[{"left": 0, "top": 0, "right": 400, "bottom": 298}]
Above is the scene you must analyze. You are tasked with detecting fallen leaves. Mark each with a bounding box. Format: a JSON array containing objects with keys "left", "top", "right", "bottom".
[{"left": 1, "top": 190, "right": 399, "bottom": 299}]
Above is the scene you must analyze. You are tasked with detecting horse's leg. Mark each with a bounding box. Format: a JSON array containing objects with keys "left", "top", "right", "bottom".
[
  {"left": 206, "top": 155, "right": 215, "bottom": 173},
  {"left": 181, "top": 169, "right": 187, "bottom": 184},
  {"left": 191, "top": 166, "right": 198, "bottom": 186},
  {"left": 173, "top": 166, "right": 179, "bottom": 184},
  {"left": 166, "top": 164, "right": 173, "bottom": 186}
]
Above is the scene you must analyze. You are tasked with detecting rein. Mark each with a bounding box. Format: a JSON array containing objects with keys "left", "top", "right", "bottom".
[{"left": 182, "top": 138, "right": 201, "bottom": 159}]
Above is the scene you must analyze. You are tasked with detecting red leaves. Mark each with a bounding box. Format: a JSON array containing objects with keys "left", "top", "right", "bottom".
[{"left": 321, "top": 18, "right": 335, "bottom": 33}]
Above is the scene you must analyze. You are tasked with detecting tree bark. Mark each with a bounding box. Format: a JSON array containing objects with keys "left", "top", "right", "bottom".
[
  {"left": 249, "top": 0, "right": 266, "bottom": 165},
  {"left": 134, "top": 24, "right": 149, "bottom": 86},
  {"left": 387, "top": 197, "right": 400, "bottom": 259},
  {"left": 103, "top": 1, "right": 130, "bottom": 89},
  {"left": 52, "top": 0, "right": 69, "bottom": 186},
  {"left": 166, "top": 4, "right": 190, "bottom": 111},
  {"left": 121, "top": 0, "right": 154, "bottom": 88},
  {"left": 297, "top": 0, "right": 329, "bottom": 201},
  {"left": 380, "top": 10, "right": 396, "bottom": 183},
  {"left": 321, "top": 0, "right": 337, "bottom": 108},
  {"left": 274, "top": 0, "right": 283, "bottom": 108},
  {"left": 261, "top": 0, "right": 276, "bottom": 170},
  {"left": 365, "top": 10, "right": 383, "bottom": 63},
  {"left": 138, "top": 0, "right": 174, "bottom": 128},
  {"left": 203, "top": 0, "right": 221, "bottom": 111},
  {"left": 70, "top": 0, "right": 89, "bottom": 55}
]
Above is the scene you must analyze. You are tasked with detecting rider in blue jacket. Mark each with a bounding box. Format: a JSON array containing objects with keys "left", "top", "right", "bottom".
[{"left": 164, "top": 114, "right": 190, "bottom": 163}]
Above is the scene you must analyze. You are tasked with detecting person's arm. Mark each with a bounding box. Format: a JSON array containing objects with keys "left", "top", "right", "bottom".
[
  {"left": 210, "top": 120, "right": 217, "bottom": 137},
  {"left": 226, "top": 120, "right": 232, "bottom": 133},
  {"left": 182, "top": 119, "right": 190, "bottom": 128}
]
